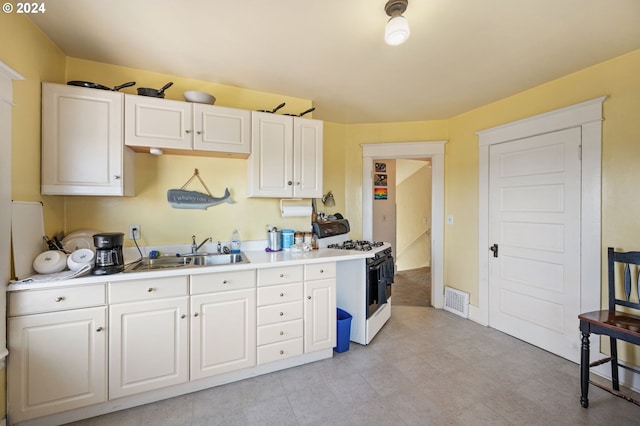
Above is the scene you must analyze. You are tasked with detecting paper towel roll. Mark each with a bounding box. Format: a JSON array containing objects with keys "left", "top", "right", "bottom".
[{"left": 281, "top": 205, "right": 312, "bottom": 217}]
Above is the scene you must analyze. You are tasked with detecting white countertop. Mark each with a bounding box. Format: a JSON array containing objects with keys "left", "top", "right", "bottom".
[{"left": 7, "top": 244, "right": 390, "bottom": 292}]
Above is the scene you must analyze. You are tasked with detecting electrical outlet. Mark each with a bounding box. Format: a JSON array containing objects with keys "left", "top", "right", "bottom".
[{"left": 129, "top": 224, "right": 141, "bottom": 240}]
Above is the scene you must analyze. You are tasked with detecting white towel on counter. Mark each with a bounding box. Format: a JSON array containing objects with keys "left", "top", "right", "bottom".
[{"left": 9, "top": 264, "right": 92, "bottom": 286}]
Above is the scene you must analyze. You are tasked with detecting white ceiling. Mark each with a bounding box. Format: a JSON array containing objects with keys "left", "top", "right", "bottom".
[{"left": 28, "top": 0, "right": 640, "bottom": 124}]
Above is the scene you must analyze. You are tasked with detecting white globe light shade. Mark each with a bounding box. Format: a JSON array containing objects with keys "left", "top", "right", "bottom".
[{"left": 385, "top": 15, "right": 410, "bottom": 45}]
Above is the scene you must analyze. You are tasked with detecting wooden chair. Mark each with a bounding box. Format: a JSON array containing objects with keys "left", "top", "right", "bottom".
[{"left": 579, "top": 247, "right": 640, "bottom": 408}]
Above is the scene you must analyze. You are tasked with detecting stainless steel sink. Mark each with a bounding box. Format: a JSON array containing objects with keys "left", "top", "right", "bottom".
[
  {"left": 125, "top": 252, "right": 249, "bottom": 272},
  {"left": 192, "top": 252, "right": 250, "bottom": 266}
]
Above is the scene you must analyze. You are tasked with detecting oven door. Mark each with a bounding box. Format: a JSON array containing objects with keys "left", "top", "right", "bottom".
[{"left": 366, "top": 255, "right": 393, "bottom": 318}]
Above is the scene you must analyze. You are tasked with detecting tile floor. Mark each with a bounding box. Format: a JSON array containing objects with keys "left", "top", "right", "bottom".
[{"left": 66, "top": 306, "right": 640, "bottom": 426}]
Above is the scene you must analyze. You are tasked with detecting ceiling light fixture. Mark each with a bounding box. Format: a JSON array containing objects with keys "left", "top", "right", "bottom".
[{"left": 384, "top": 0, "right": 410, "bottom": 46}]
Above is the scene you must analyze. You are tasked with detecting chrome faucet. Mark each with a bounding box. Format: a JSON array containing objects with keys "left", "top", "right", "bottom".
[{"left": 191, "top": 235, "right": 212, "bottom": 254}]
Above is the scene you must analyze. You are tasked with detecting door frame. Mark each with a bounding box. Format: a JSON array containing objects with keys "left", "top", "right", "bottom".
[
  {"left": 475, "top": 97, "right": 606, "bottom": 325},
  {"left": 362, "top": 141, "right": 446, "bottom": 309}
]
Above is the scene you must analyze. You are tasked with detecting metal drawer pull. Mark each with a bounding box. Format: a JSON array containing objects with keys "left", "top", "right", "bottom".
[
  {"left": 96, "top": 327, "right": 103, "bottom": 332},
  {"left": 55, "top": 297, "right": 65, "bottom": 302},
  {"left": 147, "top": 287, "right": 154, "bottom": 293}
]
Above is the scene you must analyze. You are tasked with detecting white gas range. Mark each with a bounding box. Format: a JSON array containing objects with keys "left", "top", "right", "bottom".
[{"left": 314, "top": 220, "right": 394, "bottom": 345}]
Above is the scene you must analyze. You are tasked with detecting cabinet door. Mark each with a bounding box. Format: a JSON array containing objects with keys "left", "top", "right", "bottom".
[
  {"left": 293, "top": 117, "right": 323, "bottom": 198},
  {"left": 109, "top": 297, "right": 188, "bottom": 398},
  {"left": 193, "top": 104, "right": 251, "bottom": 155},
  {"left": 41, "top": 83, "right": 133, "bottom": 196},
  {"left": 304, "top": 279, "right": 336, "bottom": 353},
  {"left": 7, "top": 307, "right": 107, "bottom": 423},
  {"left": 248, "top": 112, "right": 294, "bottom": 197},
  {"left": 124, "top": 95, "right": 192, "bottom": 150},
  {"left": 190, "top": 289, "right": 256, "bottom": 380}
]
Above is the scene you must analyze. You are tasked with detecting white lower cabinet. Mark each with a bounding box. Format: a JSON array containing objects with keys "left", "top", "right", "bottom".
[
  {"left": 6, "top": 262, "right": 337, "bottom": 424},
  {"left": 304, "top": 263, "right": 337, "bottom": 353},
  {"left": 7, "top": 285, "right": 107, "bottom": 424},
  {"left": 108, "top": 276, "right": 189, "bottom": 399},
  {"left": 190, "top": 270, "right": 256, "bottom": 380}
]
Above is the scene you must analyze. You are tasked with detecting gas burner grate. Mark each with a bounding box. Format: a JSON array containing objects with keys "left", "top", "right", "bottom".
[{"left": 327, "top": 240, "right": 384, "bottom": 251}]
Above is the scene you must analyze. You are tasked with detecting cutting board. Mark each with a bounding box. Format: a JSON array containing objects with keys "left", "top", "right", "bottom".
[{"left": 11, "top": 201, "right": 45, "bottom": 280}]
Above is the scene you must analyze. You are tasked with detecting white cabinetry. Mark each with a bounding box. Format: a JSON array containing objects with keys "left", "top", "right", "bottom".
[
  {"left": 124, "top": 95, "right": 251, "bottom": 156},
  {"left": 108, "top": 276, "right": 189, "bottom": 398},
  {"left": 256, "top": 265, "right": 304, "bottom": 364},
  {"left": 304, "top": 263, "right": 337, "bottom": 353},
  {"left": 190, "top": 270, "right": 256, "bottom": 379},
  {"left": 248, "top": 112, "right": 323, "bottom": 198},
  {"left": 41, "top": 83, "right": 135, "bottom": 196},
  {"left": 7, "top": 284, "right": 107, "bottom": 423}
]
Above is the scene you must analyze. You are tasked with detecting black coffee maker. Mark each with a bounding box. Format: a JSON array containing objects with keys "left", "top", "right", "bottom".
[{"left": 92, "top": 232, "right": 125, "bottom": 275}]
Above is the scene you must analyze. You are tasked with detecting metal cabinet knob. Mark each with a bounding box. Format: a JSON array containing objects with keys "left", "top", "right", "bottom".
[
  {"left": 96, "top": 327, "right": 104, "bottom": 332},
  {"left": 287, "top": 181, "right": 293, "bottom": 186},
  {"left": 295, "top": 181, "right": 301, "bottom": 186},
  {"left": 55, "top": 297, "right": 65, "bottom": 302},
  {"left": 280, "top": 312, "right": 284, "bottom": 316},
  {"left": 196, "top": 131, "right": 202, "bottom": 135},
  {"left": 194, "top": 312, "right": 199, "bottom": 317},
  {"left": 280, "top": 350, "right": 284, "bottom": 355},
  {"left": 113, "top": 175, "right": 121, "bottom": 180},
  {"left": 185, "top": 130, "right": 192, "bottom": 134},
  {"left": 320, "top": 269, "right": 324, "bottom": 273},
  {"left": 280, "top": 292, "right": 284, "bottom": 297},
  {"left": 147, "top": 288, "right": 154, "bottom": 293},
  {"left": 223, "top": 280, "right": 228, "bottom": 284},
  {"left": 307, "top": 296, "right": 311, "bottom": 300},
  {"left": 280, "top": 331, "right": 284, "bottom": 336},
  {"left": 181, "top": 314, "right": 186, "bottom": 319},
  {"left": 279, "top": 273, "right": 284, "bottom": 278}
]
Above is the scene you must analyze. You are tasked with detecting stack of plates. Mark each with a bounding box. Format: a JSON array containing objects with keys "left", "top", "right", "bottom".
[{"left": 62, "top": 229, "right": 100, "bottom": 253}]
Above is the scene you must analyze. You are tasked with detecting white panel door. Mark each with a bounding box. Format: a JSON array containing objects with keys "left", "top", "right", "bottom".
[
  {"left": 193, "top": 104, "right": 251, "bottom": 154},
  {"left": 304, "top": 279, "right": 336, "bottom": 353},
  {"left": 293, "top": 117, "right": 323, "bottom": 198},
  {"left": 109, "top": 297, "right": 188, "bottom": 398},
  {"left": 124, "top": 95, "right": 192, "bottom": 150},
  {"left": 190, "top": 289, "right": 256, "bottom": 380},
  {"left": 488, "top": 127, "right": 581, "bottom": 362}
]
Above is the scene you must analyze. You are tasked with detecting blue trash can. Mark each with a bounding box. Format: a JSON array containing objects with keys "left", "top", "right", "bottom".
[{"left": 334, "top": 308, "right": 352, "bottom": 353}]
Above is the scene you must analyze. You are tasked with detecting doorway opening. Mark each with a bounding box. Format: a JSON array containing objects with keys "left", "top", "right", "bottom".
[{"left": 362, "top": 141, "right": 446, "bottom": 309}]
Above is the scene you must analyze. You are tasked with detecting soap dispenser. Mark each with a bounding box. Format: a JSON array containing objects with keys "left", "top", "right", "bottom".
[{"left": 231, "top": 229, "right": 241, "bottom": 253}]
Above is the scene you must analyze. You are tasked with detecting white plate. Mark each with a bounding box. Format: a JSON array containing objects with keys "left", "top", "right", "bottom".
[
  {"left": 33, "top": 250, "right": 68, "bottom": 274},
  {"left": 62, "top": 235, "right": 94, "bottom": 252}
]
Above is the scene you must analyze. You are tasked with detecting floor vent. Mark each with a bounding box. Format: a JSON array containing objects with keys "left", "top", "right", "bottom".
[{"left": 444, "top": 286, "right": 469, "bottom": 318}]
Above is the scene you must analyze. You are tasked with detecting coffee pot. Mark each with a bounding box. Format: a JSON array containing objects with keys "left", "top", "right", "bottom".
[{"left": 92, "top": 232, "right": 124, "bottom": 275}]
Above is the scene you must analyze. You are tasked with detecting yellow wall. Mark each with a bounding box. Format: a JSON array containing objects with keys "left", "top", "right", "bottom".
[
  {"left": 0, "top": 11, "right": 67, "bottom": 422},
  {"left": 4, "top": 11, "right": 640, "bottom": 347},
  {"left": 445, "top": 49, "right": 640, "bottom": 305}
]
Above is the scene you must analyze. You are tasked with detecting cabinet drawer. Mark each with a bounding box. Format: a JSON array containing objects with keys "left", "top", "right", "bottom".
[
  {"left": 9, "top": 284, "right": 106, "bottom": 316},
  {"left": 257, "top": 319, "right": 303, "bottom": 346},
  {"left": 257, "top": 337, "right": 303, "bottom": 365},
  {"left": 109, "top": 276, "right": 188, "bottom": 303},
  {"left": 191, "top": 270, "right": 255, "bottom": 295},
  {"left": 257, "top": 283, "right": 302, "bottom": 306},
  {"left": 257, "top": 266, "right": 303, "bottom": 286},
  {"left": 257, "top": 301, "right": 303, "bottom": 326},
  {"left": 305, "top": 262, "right": 336, "bottom": 280}
]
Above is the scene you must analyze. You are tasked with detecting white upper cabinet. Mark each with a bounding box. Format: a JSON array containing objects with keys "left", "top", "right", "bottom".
[
  {"left": 248, "top": 112, "right": 323, "bottom": 198},
  {"left": 41, "top": 83, "right": 135, "bottom": 196},
  {"left": 124, "top": 95, "right": 251, "bottom": 157}
]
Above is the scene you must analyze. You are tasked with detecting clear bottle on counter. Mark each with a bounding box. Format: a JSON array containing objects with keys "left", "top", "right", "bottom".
[
  {"left": 294, "top": 231, "right": 304, "bottom": 245},
  {"left": 231, "top": 229, "right": 241, "bottom": 253}
]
